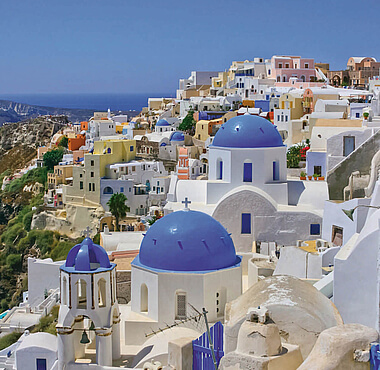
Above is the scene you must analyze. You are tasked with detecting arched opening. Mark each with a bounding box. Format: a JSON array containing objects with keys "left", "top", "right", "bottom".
[
  {"left": 243, "top": 161, "right": 252, "bottom": 182},
  {"left": 98, "top": 278, "right": 107, "bottom": 307},
  {"left": 216, "top": 287, "right": 227, "bottom": 318},
  {"left": 76, "top": 279, "right": 87, "bottom": 309},
  {"left": 140, "top": 284, "right": 148, "bottom": 313},
  {"left": 300, "top": 75, "right": 306, "bottom": 82},
  {"left": 103, "top": 186, "right": 113, "bottom": 195},
  {"left": 175, "top": 291, "right": 187, "bottom": 320},
  {"left": 62, "top": 277, "right": 67, "bottom": 305},
  {"left": 282, "top": 75, "right": 287, "bottom": 82},
  {"left": 107, "top": 147, "right": 111, "bottom": 154},
  {"left": 216, "top": 158, "right": 223, "bottom": 180},
  {"left": 273, "top": 161, "right": 280, "bottom": 181},
  {"left": 277, "top": 76, "right": 281, "bottom": 82}
]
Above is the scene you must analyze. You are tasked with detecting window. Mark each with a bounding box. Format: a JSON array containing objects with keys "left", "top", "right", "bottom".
[
  {"left": 310, "top": 224, "right": 321, "bottom": 235},
  {"left": 80, "top": 181, "right": 83, "bottom": 190},
  {"left": 217, "top": 159, "right": 223, "bottom": 180},
  {"left": 332, "top": 225, "right": 343, "bottom": 246},
  {"left": 175, "top": 292, "right": 187, "bottom": 319},
  {"left": 153, "top": 186, "right": 156, "bottom": 191},
  {"left": 161, "top": 187, "right": 164, "bottom": 192},
  {"left": 80, "top": 173, "right": 83, "bottom": 178},
  {"left": 103, "top": 186, "right": 113, "bottom": 195},
  {"left": 62, "top": 277, "right": 67, "bottom": 305},
  {"left": 76, "top": 279, "right": 87, "bottom": 309},
  {"left": 277, "top": 115, "right": 280, "bottom": 121},
  {"left": 285, "top": 116, "right": 288, "bottom": 122},
  {"left": 89, "top": 183, "right": 92, "bottom": 192},
  {"left": 141, "top": 284, "right": 148, "bottom": 312},
  {"left": 92, "top": 183, "right": 95, "bottom": 192},
  {"left": 355, "top": 112, "right": 360, "bottom": 118},
  {"left": 120, "top": 187, "right": 124, "bottom": 193},
  {"left": 98, "top": 278, "right": 107, "bottom": 307},
  {"left": 130, "top": 145, "right": 134, "bottom": 152},
  {"left": 285, "top": 63, "right": 289, "bottom": 68},
  {"left": 91, "top": 171, "right": 94, "bottom": 177},
  {"left": 36, "top": 358, "right": 47, "bottom": 370},
  {"left": 241, "top": 213, "right": 251, "bottom": 234},
  {"left": 305, "top": 63, "right": 309, "bottom": 69},
  {"left": 91, "top": 160, "right": 94, "bottom": 166},
  {"left": 273, "top": 161, "right": 279, "bottom": 181},
  {"left": 279, "top": 63, "right": 283, "bottom": 68},
  {"left": 243, "top": 162, "right": 252, "bottom": 182}
]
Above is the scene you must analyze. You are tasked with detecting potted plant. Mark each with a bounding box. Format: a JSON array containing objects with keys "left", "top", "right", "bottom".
[
  {"left": 318, "top": 175, "right": 325, "bottom": 181},
  {"left": 308, "top": 175, "right": 312, "bottom": 180},
  {"left": 313, "top": 173, "right": 319, "bottom": 181},
  {"left": 300, "top": 171, "right": 306, "bottom": 180},
  {"left": 363, "top": 112, "right": 369, "bottom": 120}
]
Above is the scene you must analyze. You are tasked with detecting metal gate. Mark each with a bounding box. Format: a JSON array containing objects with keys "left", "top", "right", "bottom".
[{"left": 193, "top": 321, "right": 224, "bottom": 369}]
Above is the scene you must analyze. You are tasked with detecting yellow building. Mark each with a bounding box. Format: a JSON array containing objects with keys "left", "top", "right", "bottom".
[
  {"left": 63, "top": 139, "right": 136, "bottom": 206},
  {"left": 279, "top": 92, "right": 304, "bottom": 120}
]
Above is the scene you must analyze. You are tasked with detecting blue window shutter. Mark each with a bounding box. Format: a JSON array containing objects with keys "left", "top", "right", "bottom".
[
  {"left": 241, "top": 213, "right": 251, "bottom": 234},
  {"left": 243, "top": 163, "right": 252, "bottom": 182}
]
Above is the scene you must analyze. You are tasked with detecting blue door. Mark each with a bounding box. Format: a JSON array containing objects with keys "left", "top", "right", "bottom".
[
  {"left": 36, "top": 358, "right": 47, "bottom": 370},
  {"left": 243, "top": 163, "right": 252, "bottom": 182}
]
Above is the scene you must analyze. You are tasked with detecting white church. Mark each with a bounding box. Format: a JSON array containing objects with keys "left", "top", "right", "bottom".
[
  {"left": 165, "top": 114, "right": 328, "bottom": 252},
  {"left": 3, "top": 207, "right": 242, "bottom": 369}
]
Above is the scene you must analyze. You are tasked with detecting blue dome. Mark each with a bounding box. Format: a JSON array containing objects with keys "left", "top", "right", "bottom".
[
  {"left": 135, "top": 210, "right": 240, "bottom": 272},
  {"left": 156, "top": 119, "right": 170, "bottom": 127},
  {"left": 212, "top": 115, "right": 284, "bottom": 148},
  {"left": 170, "top": 131, "right": 185, "bottom": 141},
  {"left": 61, "top": 237, "right": 114, "bottom": 273}
]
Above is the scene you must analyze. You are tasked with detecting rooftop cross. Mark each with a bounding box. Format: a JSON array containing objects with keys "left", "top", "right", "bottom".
[{"left": 182, "top": 197, "right": 191, "bottom": 210}]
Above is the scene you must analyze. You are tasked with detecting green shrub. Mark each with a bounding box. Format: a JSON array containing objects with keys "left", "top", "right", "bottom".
[
  {"left": 0, "top": 331, "right": 22, "bottom": 350},
  {"left": 50, "top": 241, "right": 74, "bottom": 261},
  {"left": 6, "top": 254, "right": 22, "bottom": 272},
  {"left": 22, "top": 211, "right": 33, "bottom": 232}
]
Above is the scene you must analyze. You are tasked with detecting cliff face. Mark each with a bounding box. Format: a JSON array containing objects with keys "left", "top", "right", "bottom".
[{"left": 0, "top": 115, "right": 68, "bottom": 173}]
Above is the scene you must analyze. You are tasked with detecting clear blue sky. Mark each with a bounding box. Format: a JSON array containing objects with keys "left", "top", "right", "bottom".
[{"left": 0, "top": 0, "right": 379, "bottom": 94}]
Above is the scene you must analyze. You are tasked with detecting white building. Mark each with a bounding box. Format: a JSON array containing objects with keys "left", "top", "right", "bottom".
[
  {"left": 165, "top": 115, "right": 327, "bottom": 252},
  {"left": 125, "top": 208, "right": 242, "bottom": 345},
  {"left": 57, "top": 237, "right": 120, "bottom": 368}
]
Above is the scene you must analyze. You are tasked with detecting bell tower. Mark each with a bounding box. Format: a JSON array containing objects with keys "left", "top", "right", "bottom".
[{"left": 56, "top": 236, "right": 120, "bottom": 368}]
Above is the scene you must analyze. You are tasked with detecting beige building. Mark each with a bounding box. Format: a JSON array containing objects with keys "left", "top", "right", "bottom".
[{"left": 48, "top": 165, "right": 74, "bottom": 190}]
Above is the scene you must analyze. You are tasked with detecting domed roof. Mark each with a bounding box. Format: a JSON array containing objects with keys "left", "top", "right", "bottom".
[
  {"left": 170, "top": 131, "right": 185, "bottom": 141},
  {"left": 61, "top": 237, "right": 114, "bottom": 273},
  {"left": 211, "top": 115, "right": 284, "bottom": 148},
  {"left": 156, "top": 119, "right": 170, "bottom": 127},
  {"left": 135, "top": 209, "right": 240, "bottom": 272}
]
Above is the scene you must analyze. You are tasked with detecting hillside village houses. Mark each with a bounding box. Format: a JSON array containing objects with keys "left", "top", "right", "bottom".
[{"left": 8, "top": 53, "right": 380, "bottom": 368}]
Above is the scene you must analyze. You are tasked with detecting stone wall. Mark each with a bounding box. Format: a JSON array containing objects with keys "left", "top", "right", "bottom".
[
  {"left": 116, "top": 270, "right": 131, "bottom": 304},
  {"left": 327, "top": 129, "right": 380, "bottom": 200}
]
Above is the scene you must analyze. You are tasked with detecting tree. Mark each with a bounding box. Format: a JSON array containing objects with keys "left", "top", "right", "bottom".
[
  {"left": 107, "top": 193, "right": 130, "bottom": 231},
  {"left": 179, "top": 110, "right": 196, "bottom": 133},
  {"left": 58, "top": 136, "right": 68, "bottom": 148},
  {"left": 43, "top": 149, "right": 64, "bottom": 171}
]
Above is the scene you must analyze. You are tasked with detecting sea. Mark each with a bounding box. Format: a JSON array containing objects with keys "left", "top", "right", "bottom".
[{"left": 0, "top": 93, "right": 175, "bottom": 112}]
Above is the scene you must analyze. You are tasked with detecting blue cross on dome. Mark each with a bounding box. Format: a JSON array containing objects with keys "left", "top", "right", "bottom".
[{"left": 182, "top": 197, "right": 191, "bottom": 210}]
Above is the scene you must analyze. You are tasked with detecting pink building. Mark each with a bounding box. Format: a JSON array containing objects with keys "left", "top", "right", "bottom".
[{"left": 271, "top": 56, "right": 317, "bottom": 83}]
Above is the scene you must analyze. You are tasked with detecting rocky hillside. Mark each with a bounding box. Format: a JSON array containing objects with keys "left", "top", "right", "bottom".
[
  {"left": 0, "top": 115, "right": 67, "bottom": 173},
  {"left": 0, "top": 100, "right": 94, "bottom": 125},
  {"left": 0, "top": 99, "right": 138, "bottom": 125}
]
